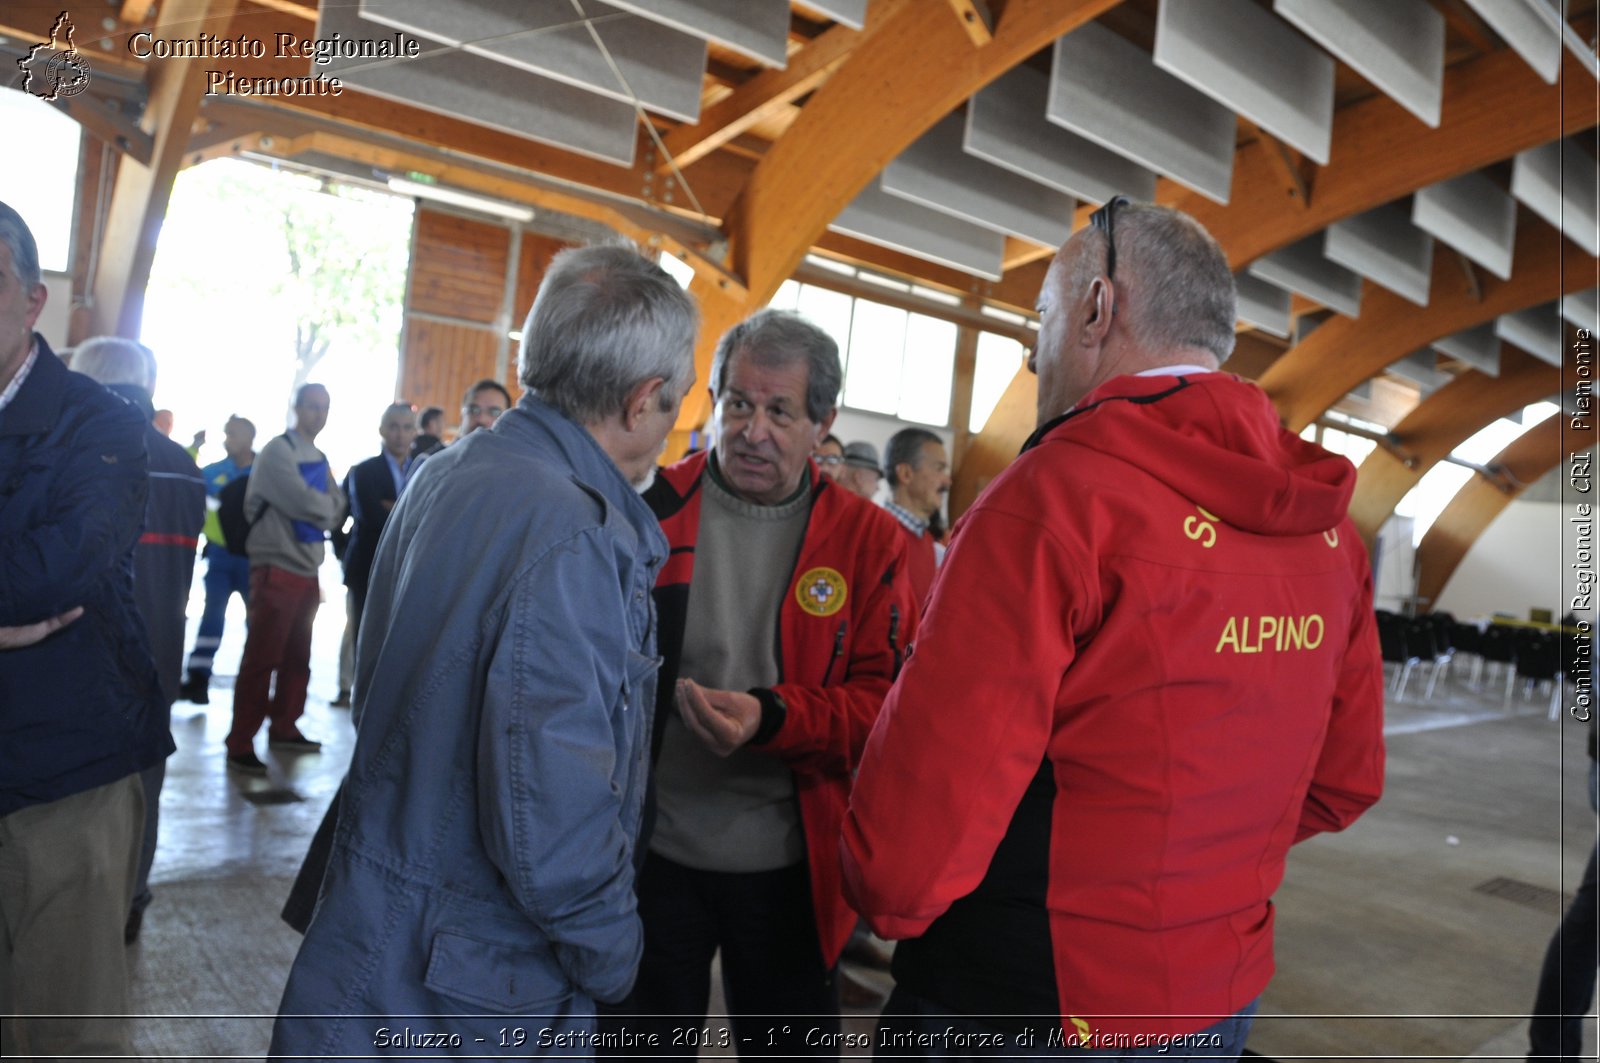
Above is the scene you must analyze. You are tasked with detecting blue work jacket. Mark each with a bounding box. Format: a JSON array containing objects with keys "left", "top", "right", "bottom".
[{"left": 271, "top": 394, "right": 666, "bottom": 1056}]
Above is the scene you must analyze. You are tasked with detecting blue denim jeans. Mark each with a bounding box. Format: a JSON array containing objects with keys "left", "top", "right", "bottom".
[{"left": 877, "top": 986, "right": 1257, "bottom": 1060}]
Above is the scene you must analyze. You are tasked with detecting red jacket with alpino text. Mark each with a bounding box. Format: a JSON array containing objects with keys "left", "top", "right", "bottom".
[
  {"left": 645, "top": 451, "right": 918, "bottom": 967},
  {"left": 841, "top": 372, "right": 1386, "bottom": 1041}
]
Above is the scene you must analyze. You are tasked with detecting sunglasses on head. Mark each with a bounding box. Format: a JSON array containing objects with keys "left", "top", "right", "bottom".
[{"left": 1088, "top": 195, "right": 1130, "bottom": 281}]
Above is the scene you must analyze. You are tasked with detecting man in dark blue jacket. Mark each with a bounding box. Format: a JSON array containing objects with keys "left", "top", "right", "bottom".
[
  {"left": 333, "top": 402, "right": 417, "bottom": 705},
  {"left": 0, "top": 202, "right": 173, "bottom": 1059},
  {"left": 74, "top": 335, "right": 207, "bottom": 944}
]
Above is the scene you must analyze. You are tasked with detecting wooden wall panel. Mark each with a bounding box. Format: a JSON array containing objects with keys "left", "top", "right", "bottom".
[
  {"left": 397, "top": 318, "right": 498, "bottom": 430},
  {"left": 513, "top": 233, "right": 576, "bottom": 328},
  {"left": 409, "top": 209, "right": 511, "bottom": 324}
]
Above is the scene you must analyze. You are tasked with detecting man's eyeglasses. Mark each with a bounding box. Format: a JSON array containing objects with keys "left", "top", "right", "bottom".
[
  {"left": 813, "top": 453, "right": 844, "bottom": 467},
  {"left": 1089, "top": 194, "right": 1130, "bottom": 282},
  {"left": 466, "top": 405, "right": 505, "bottom": 418}
]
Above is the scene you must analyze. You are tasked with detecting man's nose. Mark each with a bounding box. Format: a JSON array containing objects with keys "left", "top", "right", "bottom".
[{"left": 743, "top": 409, "right": 774, "bottom": 444}]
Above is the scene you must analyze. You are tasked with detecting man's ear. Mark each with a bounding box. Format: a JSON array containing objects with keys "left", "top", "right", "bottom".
[
  {"left": 814, "top": 407, "right": 837, "bottom": 444},
  {"left": 624, "top": 377, "right": 667, "bottom": 430},
  {"left": 1080, "top": 277, "right": 1115, "bottom": 348}
]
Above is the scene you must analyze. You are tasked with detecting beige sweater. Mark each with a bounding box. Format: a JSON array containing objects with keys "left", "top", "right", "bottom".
[{"left": 243, "top": 430, "right": 346, "bottom": 577}]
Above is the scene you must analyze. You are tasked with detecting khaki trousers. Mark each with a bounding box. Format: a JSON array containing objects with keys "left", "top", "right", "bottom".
[{"left": 0, "top": 772, "right": 144, "bottom": 1061}]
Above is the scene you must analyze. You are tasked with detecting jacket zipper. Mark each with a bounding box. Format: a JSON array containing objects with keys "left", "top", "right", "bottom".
[
  {"left": 820, "top": 619, "right": 848, "bottom": 686},
  {"left": 888, "top": 605, "right": 903, "bottom": 676}
]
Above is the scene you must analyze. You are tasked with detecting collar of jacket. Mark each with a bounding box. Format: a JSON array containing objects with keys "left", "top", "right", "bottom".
[
  {"left": 651, "top": 445, "right": 836, "bottom": 517},
  {"left": 495, "top": 392, "right": 668, "bottom": 564},
  {"left": 0, "top": 333, "right": 66, "bottom": 437},
  {"left": 1019, "top": 373, "right": 1198, "bottom": 455},
  {"left": 107, "top": 382, "right": 156, "bottom": 421}
]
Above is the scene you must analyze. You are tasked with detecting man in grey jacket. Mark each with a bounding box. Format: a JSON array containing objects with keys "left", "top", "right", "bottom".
[
  {"left": 270, "top": 244, "right": 697, "bottom": 1057},
  {"left": 225, "top": 383, "right": 346, "bottom": 773}
]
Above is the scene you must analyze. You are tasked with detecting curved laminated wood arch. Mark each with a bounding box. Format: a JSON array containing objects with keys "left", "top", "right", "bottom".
[
  {"left": 1416, "top": 412, "right": 1596, "bottom": 608},
  {"left": 667, "top": 0, "right": 1120, "bottom": 442},
  {"left": 1260, "top": 222, "right": 1595, "bottom": 432},
  {"left": 1348, "top": 346, "right": 1561, "bottom": 544},
  {"left": 949, "top": 44, "right": 1600, "bottom": 512}
]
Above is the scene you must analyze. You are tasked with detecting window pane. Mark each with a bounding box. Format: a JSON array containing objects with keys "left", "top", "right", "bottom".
[
  {"left": 898, "top": 313, "right": 956, "bottom": 426},
  {"left": 795, "top": 284, "right": 853, "bottom": 362},
  {"left": 971, "top": 332, "right": 1026, "bottom": 433},
  {"left": 658, "top": 252, "right": 696, "bottom": 289},
  {"left": 1, "top": 88, "right": 81, "bottom": 273},
  {"left": 843, "top": 300, "right": 907, "bottom": 415},
  {"left": 769, "top": 279, "right": 801, "bottom": 311}
]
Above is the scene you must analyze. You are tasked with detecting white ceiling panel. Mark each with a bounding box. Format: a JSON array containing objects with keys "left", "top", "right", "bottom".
[
  {"left": 1412, "top": 172, "right": 1518, "bottom": 281},
  {"left": 966, "top": 64, "right": 1157, "bottom": 206},
  {"left": 1274, "top": 0, "right": 1444, "bottom": 127},
  {"left": 882, "top": 113, "right": 1076, "bottom": 248},
  {"left": 830, "top": 178, "right": 1008, "bottom": 281},
  {"left": 1248, "top": 235, "right": 1364, "bottom": 319},
  {"left": 1324, "top": 201, "right": 1435, "bottom": 308},
  {"left": 1154, "top": 0, "right": 1335, "bottom": 163},
  {"left": 1049, "top": 22, "right": 1235, "bottom": 204}
]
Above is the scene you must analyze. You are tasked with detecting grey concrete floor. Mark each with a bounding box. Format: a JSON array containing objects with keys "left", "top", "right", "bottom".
[{"left": 122, "top": 563, "right": 1597, "bottom": 1059}]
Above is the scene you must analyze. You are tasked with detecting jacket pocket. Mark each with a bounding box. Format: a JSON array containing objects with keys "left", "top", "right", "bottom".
[{"left": 423, "top": 929, "right": 570, "bottom": 1012}]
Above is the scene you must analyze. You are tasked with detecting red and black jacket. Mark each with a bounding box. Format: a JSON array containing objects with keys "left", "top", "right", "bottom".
[
  {"left": 644, "top": 450, "right": 918, "bottom": 966},
  {"left": 842, "top": 374, "right": 1386, "bottom": 1040}
]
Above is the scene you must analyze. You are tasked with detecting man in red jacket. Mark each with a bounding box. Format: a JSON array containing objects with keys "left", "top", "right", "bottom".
[
  {"left": 610, "top": 309, "right": 917, "bottom": 1058},
  {"left": 841, "top": 199, "right": 1385, "bottom": 1059}
]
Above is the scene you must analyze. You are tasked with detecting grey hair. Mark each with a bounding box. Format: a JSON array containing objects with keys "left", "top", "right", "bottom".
[
  {"left": 884, "top": 426, "right": 943, "bottom": 484},
  {"left": 294, "top": 382, "right": 329, "bottom": 406},
  {"left": 519, "top": 243, "right": 699, "bottom": 424},
  {"left": 710, "top": 308, "right": 841, "bottom": 424},
  {"left": 381, "top": 401, "right": 415, "bottom": 423},
  {"left": 1070, "top": 202, "right": 1236, "bottom": 362},
  {"left": 74, "top": 335, "right": 156, "bottom": 391},
  {"left": 0, "top": 201, "right": 41, "bottom": 290}
]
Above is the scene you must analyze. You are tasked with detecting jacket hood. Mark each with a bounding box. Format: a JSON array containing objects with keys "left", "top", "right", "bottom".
[{"left": 1028, "top": 373, "right": 1355, "bottom": 537}]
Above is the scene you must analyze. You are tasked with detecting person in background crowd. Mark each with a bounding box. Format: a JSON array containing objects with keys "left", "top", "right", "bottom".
[
  {"left": 410, "top": 404, "right": 445, "bottom": 461},
  {"left": 836, "top": 440, "right": 882, "bottom": 501},
  {"left": 1525, "top": 716, "right": 1598, "bottom": 1060},
  {"left": 842, "top": 199, "right": 1385, "bottom": 1060},
  {"left": 882, "top": 427, "right": 952, "bottom": 606},
  {"left": 181, "top": 415, "right": 257, "bottom": 704},
  {"left": 605, "top": 308, "right": 917, "bottom": 1059},
  {"left": 332, "top": 402, "right": 418, "bottom": 707},
  {"left": 225, "top": 383, "right": 345, "bottom": 774},
  {"left": 0, "top": 201, "right": 171, "bottom": 1059},
  {"left": 153, "top": 408, "right": 174, "bottom": 436},
  {"left": 460, "top": 378, "right": 511, "bottom": 437},
  {"left": 271, "top": 243, "right": 698, "bottom": 1056},
  {"left": 814, "top": 433, "right": 846, "bottom": 481},
  {"left": 73, "top": 336, "right": 207, "bottom": 945}
]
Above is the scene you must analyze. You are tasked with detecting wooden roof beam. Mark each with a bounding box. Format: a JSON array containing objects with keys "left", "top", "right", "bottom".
[
  {"left": 655, "top": 3, "right": 912, "bottom": 175},
  {"left": 1259, "top": 216, "right": 1594, "bottom": 431},
  {"left": 91, "top": 0, "right": 243, "bottom": 338},
  {"left": 1415, "top": 411, "right": 1593, "bottom": 608},
  {"left": 1347, "top": 344, "right": 1562, "bottom": 544},
  {"left": 120, "top": 0, "right": 156, "bottom": 24}
]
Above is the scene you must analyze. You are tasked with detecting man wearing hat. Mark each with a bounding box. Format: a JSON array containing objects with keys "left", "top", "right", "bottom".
[{"left": 837, "top": 440, "right": 883, "bottom": 500}]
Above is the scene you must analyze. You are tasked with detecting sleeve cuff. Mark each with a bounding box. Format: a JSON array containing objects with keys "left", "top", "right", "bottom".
[{"left": 747, "top": 688, "right": 787, "bottom": 745}]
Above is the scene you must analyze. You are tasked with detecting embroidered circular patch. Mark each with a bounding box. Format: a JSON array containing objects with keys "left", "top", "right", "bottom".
[{"left": 795, "top": 566, "right": 848, "bottom": 617}]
